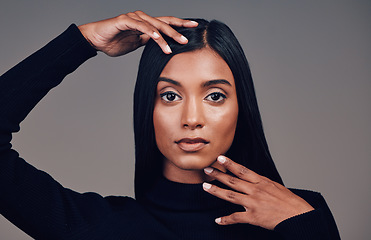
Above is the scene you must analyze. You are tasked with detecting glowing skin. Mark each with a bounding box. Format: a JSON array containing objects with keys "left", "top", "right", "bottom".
[{"left": 153, "top": 48, "right": 239, "bottom": 183}]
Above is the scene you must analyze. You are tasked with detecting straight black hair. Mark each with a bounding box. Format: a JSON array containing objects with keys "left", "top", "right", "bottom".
[{"left": 134, "top": 19, "right": 283, "bottom": 201}]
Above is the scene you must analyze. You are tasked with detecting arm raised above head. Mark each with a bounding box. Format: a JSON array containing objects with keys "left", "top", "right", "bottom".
[
  {"left": 0, "top": 24, "right": 100, "bottom": 239},
  {"left": 78, "top": 11, "right": 197, "bottom": 56}
]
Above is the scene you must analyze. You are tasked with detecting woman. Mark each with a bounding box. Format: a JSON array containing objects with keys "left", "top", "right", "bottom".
[{"left": 0, "top": 11, "right": 340, "bottom": 239}]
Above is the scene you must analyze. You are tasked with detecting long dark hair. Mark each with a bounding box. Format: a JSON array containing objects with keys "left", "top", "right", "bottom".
[{"left": 134, "top": 19, "right": 283, "bottom": 201}]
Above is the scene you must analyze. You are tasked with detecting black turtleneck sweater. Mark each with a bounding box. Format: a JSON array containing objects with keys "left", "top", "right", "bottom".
[{"left": 0, "top": 24, "right": 340, "bottom": 240}]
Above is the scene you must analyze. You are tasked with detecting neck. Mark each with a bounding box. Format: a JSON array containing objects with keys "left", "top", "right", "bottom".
[{"left": 163, "top": 160, "right": 226, "bottom": 184}]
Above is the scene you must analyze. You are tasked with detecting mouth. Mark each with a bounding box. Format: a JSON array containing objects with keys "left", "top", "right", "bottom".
[{"left": 175, "top": 138, "right": 210, "bottom": 152}]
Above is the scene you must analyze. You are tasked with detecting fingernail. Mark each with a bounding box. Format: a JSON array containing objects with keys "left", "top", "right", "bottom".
[
  {"left": 203, "top": 182, "right": 212, "bottom": 190},
  {"left": 215, "top": 218, "right": 221, "bottom": 224},
  {"left": 165, "top": 45, "right": 172, "bottom": 53},
  {"left": 204, "top": 167, "right": 213, "bottom": 174},
  {"left": 153, "top": 32, "right": 160, "bottom": 39},
  {"left": 217, "top": 156, "right": 226, "bottom": 164},
  {"left": 184, "top": 21, "right": 198, "bottom": 27},
  {"left": 180, "top": 35, "right": 188, "bottom": 43}
]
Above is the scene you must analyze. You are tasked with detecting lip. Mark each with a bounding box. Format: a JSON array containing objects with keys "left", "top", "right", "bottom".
[{"left": 175, "top": 138, "right": 209, "bottom": 152}]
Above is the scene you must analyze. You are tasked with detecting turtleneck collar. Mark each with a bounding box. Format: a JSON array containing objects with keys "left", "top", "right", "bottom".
[{"left": 142, "top": 176, "right": 233, "bottom": 211}]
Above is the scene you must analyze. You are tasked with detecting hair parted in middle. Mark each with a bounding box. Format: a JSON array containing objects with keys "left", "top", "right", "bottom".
[{"left": 133, "top": 18, "right": 283, "bottom": 201}]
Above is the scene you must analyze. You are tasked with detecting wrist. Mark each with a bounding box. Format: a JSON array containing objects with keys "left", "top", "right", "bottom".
[{"left": 77, "top": 24, "right": 96, "bottom": 49}]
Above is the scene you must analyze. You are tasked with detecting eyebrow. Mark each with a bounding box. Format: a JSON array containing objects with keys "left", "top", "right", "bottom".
[
  {"left": 158, "top": 77, "right": 232, "bottom": 88},
  {"left": 202, "top": 79, "right": 232, "bottom": 87},
  {"left": 158, "top": 77, "right": 181, "bottom": 86}
]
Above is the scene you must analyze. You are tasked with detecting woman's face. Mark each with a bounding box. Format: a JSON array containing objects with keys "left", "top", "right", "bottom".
[{"left": 153, "top": 48, "right": 239, "bottom": 183}]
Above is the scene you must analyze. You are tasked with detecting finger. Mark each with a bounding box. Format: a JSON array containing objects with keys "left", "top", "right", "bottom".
[
  {"left": 125, "top": 13, "right": 155, "bottom": 46},
  {"left": 115, "top": 13, "right": 160, "bottom": 40},
  {"left": 156, "top": 16, "right": 198, "bottom": 28},
  {"left": 115, "top": 14, "right": 172, "bottom": 54},
  {"left": 204, "top": 167, "right": 254, "bottom": 195},
  {"left": 215, "top": 212, "right": 248, "bottom": 225},
  {"left": 217, "top": 156, "right": 262, "bottom": 183},
  {"left": 139, "top": 34, "right": 151, "bottom": 45},
  {"left": 202, "top": 182, "right": 250, "bottom": 206},
  {"left": 134, "top": 11, "right": 190, "bottom": 44}
]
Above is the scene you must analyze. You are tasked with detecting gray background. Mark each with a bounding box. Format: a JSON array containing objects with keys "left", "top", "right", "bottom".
[{"left": 0, "top": 0, "right": 370, "bottom": 239}]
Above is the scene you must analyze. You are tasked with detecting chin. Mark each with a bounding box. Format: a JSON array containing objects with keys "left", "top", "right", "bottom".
[{"left": 174, "top": 155, "right": 217, "bottom": 170}]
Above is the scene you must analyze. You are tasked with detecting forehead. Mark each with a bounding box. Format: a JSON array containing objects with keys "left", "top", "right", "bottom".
[{"left": 159, "top": 48, "right": 235, "bottom": 87}]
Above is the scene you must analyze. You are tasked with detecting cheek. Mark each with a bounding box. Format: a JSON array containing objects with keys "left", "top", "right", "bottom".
[
  {"left": 153, "top": 105, "right": 178, "bottom": 150},
  {"left": 208, "top": 103, "right": 239, "bottom": 151}
]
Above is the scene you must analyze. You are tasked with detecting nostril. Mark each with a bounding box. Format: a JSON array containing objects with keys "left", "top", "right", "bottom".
[
  {"left": 181, "top": 102, "right": 205, "bottom": 129},
  {"left": 183, "top": 123, "right": 203, "bottom": 130}
]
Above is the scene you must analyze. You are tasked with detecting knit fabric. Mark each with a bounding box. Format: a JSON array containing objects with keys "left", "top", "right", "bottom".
[{"left": 0, "top": 24, "right": 340, "bottom": 240}]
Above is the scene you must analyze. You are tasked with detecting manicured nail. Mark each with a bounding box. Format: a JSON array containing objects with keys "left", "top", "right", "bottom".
[
  {"left": 165, "top": 45, "right": 172, "bottom": 53},
  {"left": 180, "top": 35, "right": 188, "bottom": 43},
  {"left": 203, "top": 182, "right": 212, "bottom": 190},
  {"left": 215, "top": 218, "right": 221, "bottom": 224},
  {"left": 153, "top": 32, "right": 160, "bottom": 39},
  {"left": 217, "top": 156, "right": 226, "bottom": 164},
  {"left": 184, "top": 21, "right": 198, "bottom": 27},
  {"left": 204, "top": 167, "right": 213, "bottom": 174}
]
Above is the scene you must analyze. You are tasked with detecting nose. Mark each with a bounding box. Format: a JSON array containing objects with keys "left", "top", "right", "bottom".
[{"left": 181, "top": 97, "right": 205, "bottom": 130}]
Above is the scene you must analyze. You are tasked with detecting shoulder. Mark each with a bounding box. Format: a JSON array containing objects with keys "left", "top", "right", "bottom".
[
  {"left": 289, "top": 188, "right": 327, "bottom": 209},
  {"left": 102, "top": 196, "right": 149, "bottom": 220},
  {"left": 103, "top": 195, "right": 150, "bottom": 213},
  {"left": 104, "top": 195, "right": 137, "bottom": 208},
  {"left": 289, "top": 188, "right": 321, "bottom": 198},
  {"left": 275, "top": 189, "right": 341, "bottom": 239}
]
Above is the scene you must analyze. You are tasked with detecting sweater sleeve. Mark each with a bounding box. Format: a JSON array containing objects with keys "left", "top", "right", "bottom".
[
  {"left": 0, "top": 25, "right": 121, "bottom": 239},
  {"left": 274, "top": 189, "right": 341, "bottom": 240}
]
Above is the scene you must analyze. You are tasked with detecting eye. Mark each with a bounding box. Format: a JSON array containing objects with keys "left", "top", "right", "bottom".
[
  {"left": 205, "top": 92, "right": 227, "bottom": 103},
  {"left": 160, "top": 91, "right": 182, "bottom": 102}
]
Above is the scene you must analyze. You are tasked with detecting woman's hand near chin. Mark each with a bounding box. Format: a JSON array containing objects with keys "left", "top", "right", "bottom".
[
  {"left": 78, "top": 11, "right": 198, "bottom": 57},
  {"left": 202, "top": 156, "right": 315, "bottom": 230}
]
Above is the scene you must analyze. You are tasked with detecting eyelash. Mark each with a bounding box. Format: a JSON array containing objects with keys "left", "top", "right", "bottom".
[
  {"left": 160, "top": 91, "right": 227, "bottom": 103},
  {"left": 205, "top": 92, "right": 227, "bottom": 103},
  {"left": 160, "top": 91, "right": 182, "bottom": 102}
]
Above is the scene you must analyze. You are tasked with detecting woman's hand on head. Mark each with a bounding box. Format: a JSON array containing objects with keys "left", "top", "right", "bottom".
[
  {"left": 202, "top": 156, "right": 315, "bottom": 230},
  {"left": 78, "top": 11, "right": 198, "bottom": 57}
]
